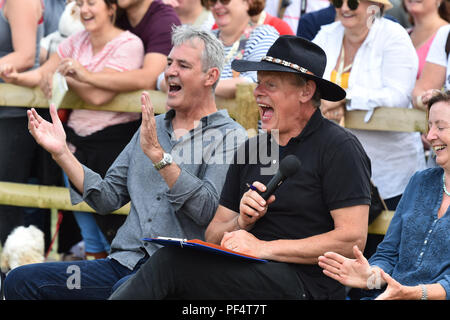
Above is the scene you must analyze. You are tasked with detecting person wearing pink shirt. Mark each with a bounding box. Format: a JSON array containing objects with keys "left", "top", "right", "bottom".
[{"left": 404, "top": 0, "right": 448, "bottom": 79}]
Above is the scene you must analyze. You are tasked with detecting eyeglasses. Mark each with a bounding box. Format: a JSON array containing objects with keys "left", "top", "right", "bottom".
[
  {"left": 332, "top": 0, "right": 360, "bottom": 10},
  {"left": 206, "top": 0, "right": 232, "bottom": 7}
]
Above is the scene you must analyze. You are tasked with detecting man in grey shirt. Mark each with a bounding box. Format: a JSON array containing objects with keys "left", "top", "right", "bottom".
[{"left": 4, "top": 25, "right": 246, "bottom": 300}]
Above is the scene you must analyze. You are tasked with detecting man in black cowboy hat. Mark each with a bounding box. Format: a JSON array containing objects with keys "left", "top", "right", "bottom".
[{"left": 109, "top": 36, "right": 372, "bottom": 300}]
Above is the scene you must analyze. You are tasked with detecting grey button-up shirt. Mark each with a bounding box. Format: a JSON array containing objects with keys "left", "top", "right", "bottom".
[{"left": 70, "top": 109, "right": 247, "bottom": 269}]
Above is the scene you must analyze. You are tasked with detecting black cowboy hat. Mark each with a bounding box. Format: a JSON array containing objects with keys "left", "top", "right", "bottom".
[{"left": 231, "top": 35, "right": 346, "bottom": 102}]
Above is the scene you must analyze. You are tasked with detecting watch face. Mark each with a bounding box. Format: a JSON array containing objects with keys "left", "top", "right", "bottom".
[
  {"left": 154, "top": 153, "right": 172, "bottom": 170},
  {"left": 164, "top": 153, "right": 172, "bottom": 163}
]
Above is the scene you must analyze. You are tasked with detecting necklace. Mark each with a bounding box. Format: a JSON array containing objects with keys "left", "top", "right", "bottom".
[
  {"left": 443, "top": 173, "right": 450, "bottom": 196},
  {"left": 335, "top": 45, "right": 353, "bottom": 87}
]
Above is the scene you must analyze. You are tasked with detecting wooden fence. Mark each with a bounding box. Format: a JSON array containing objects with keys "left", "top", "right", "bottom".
[{"left": 0, "top": 83, "right": 427, "bottom": 235}]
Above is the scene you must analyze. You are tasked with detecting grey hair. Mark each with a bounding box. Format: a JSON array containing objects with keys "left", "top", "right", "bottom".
[
  {"left": 294, "top": 75, "right": 322, "bottom": 108},
  {"left": 171, "top": 24, "right": 225, "bottom": 90}
]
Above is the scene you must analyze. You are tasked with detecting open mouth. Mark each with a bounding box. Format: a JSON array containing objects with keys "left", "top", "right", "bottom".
[
  {"left": 82, "top": 16, "right": 94, "bottom": 22},
  {"left": 168, "top": 84, "right": 182, "bottom": 93},
  {"left": 341, "top": 13, "right": 356, "bottom": 18},
  {"left": 259, "top": 104, "right": 274, "bottom": 121},
  {"left": 434, "top": 145, "right": 447, "bottom": 152},
  {"left": 167, "top": 79, "right": 182, "bottom": 95}
]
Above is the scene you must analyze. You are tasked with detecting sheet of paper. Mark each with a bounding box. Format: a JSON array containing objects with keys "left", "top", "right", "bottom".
[
  {"left": 143, "top": 237, "right": 268, "bottom": 263},
  {"left": 49, "top": 72, "right": 68, "bottom": 109}
]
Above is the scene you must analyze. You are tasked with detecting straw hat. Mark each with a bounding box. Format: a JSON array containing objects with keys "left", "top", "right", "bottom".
[{"left": 371, "top": 0, "right": 393, "bottom": 11}]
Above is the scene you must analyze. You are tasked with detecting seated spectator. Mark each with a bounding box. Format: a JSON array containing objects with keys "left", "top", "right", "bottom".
[
  {"left": 318, "top": 90, "right": 450, "bottom": 300},
  {"left": 1, "top": 0, "right": 145, "bottom": 260},
  {"left": 109, "top": 36, "right": 372, "bottom": 300},
  {"left": 3, "top": 25, "right": 246, "bottom": 300},
  {"left": 312, "top": 0, "right": 425, "bottom": 259},
  {"left": 404, "top": 0, "right": 448, "bottom": 79}
]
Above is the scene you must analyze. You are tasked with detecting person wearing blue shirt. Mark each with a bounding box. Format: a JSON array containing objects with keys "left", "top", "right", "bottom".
[{"left": 318, "top": 90, "right": 450, "bottom": 300}]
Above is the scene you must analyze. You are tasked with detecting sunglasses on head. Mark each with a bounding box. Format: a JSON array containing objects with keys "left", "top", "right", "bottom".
[
  {"left": 332, "top": 0, "right": 360, "bottom": 10},
  {"left": 207, "top": 0, "right": 232, "bottom": 6}
]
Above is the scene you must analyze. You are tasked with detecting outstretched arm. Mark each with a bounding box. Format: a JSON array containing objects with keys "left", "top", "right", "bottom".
[
  {"left": 78, "top": 53, "right": 167, "bottom": 91},
  {"left": 318, "top": 245, "right": 381, "bottom": 289},
  {"left": 0, "top": 52, "right": 60, "bottom": 88},
  {"left": 27, "top": 104, "right": 85, "bottom": 192}
]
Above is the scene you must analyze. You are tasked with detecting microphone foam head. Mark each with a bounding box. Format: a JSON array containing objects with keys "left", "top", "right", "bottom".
[{"left": 279, "top": 155, "right": 301, "bottom": 177}]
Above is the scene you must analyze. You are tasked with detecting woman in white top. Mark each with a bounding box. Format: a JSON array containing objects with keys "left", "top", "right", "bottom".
[{"left": 313, "top": 0, "right": 425, "bottom": 258}]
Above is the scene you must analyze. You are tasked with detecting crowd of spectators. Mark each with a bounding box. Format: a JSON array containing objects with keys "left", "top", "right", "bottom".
[{"left": 0, "top": 0, "right": 449, "bottom": 301}]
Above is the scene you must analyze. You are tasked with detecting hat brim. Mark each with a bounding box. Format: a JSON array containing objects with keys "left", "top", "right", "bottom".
[{"left": 232, "top": 59, "right": 346, "bottom": 102}]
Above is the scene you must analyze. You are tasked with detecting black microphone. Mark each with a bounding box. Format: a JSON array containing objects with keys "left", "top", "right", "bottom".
[{"left": 259, "top": 155, "right": 301, "bottom": 200}]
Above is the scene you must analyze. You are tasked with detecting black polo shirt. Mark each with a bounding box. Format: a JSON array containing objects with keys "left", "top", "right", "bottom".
[{"left": 219, "top": 108, "right": 371, "bottom": 299}]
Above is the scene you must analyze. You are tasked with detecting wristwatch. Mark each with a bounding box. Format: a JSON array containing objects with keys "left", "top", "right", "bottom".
[{"left": 153, "top": 152, "right": 173, "bottom": 171}]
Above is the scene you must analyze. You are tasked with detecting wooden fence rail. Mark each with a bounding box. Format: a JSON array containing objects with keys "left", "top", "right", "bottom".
[{"left": 0, "top": 83, "right": 427, "bottom": 235}]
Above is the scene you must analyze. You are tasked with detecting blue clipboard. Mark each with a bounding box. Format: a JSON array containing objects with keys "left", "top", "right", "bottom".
[{"left": 143, "top": 237, "right": 267, "bottom": 263}]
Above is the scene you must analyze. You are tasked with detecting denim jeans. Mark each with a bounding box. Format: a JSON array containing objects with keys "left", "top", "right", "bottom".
[
  {"left": 4, "top": 256, "right": 147, "bottom": 300},
  {"left": 63, "top": 174, "right": 110, "bottom": 253}
]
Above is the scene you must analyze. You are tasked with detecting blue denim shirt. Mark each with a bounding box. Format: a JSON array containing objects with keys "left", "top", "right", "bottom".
[{"left": 369, "top": 167, "right": 450, "bottom": 299}]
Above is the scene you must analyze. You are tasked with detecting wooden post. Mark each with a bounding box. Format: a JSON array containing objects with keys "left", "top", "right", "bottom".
[
  {"left": 235, "top": 83, "right": 259, "bottom": 137},
  {"left": 345, "top": 107, "right": 427, "bottom": 133},
  {"left": 0, "top": 182, "right": 130, "bottom": 214}
]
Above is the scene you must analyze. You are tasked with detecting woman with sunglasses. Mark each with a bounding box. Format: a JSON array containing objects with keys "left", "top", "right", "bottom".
[
  {"left": 205, "top": 0, "right": 279, "bottom": 98},
  {"left": 313, "top": 0, "right": 425, "bottom": 260}
]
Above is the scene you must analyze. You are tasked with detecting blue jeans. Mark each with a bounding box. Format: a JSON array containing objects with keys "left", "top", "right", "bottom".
[
  {"left": 63, "top": 173, "right": 110, "bottom": 253},
  {"left": 4, "top": 256, "right": 147, "bottom": 300}
]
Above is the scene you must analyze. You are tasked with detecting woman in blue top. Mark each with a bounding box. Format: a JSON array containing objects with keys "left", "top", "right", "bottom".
[{"left": 318, "top": 90, "right": 450, "bottom": 300}]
